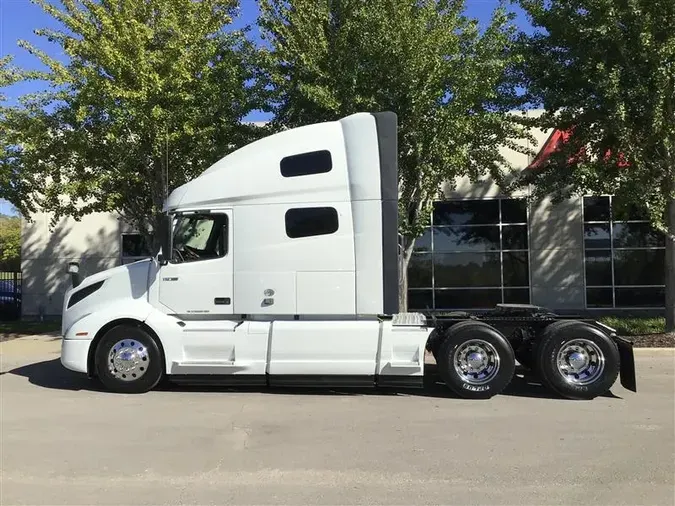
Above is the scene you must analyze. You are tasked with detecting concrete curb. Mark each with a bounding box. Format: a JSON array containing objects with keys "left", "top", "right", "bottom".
[{"left": 633, "top": 347, "right": 674, "bottom": 354}]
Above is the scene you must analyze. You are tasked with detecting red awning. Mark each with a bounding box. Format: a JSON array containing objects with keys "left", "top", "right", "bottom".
[
  {"left": 525, "top": 127, "right": 629, "bottom": 170},
  {"left": 525, "top": 128, "right": 573, "bottom": 170}
]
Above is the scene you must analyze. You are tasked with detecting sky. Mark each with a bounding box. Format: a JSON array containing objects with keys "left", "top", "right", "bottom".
[{"left": 0, "top": 0, "right": 534, "bottom": 215}]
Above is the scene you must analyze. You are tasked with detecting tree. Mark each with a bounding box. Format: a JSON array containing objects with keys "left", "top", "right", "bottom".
[
  {"left": 515, "top": 0, "right": 675, "bottom": 332},
  {"left": 0, "top": 0, "right": 262, "bottom": 248},
  {"left": 0, "top": 215, "right": 21, "bottom": 271},
  {"left": 0, "top": 56, "right": 31, "bottom": 209},
  {"left": 258, "top": 0, "right": 532, "bottom": 310}
]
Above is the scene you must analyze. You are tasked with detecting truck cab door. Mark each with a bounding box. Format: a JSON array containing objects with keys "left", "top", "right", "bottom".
[{"left": 158, "top": 210, "right": 233, "bottom": 317}]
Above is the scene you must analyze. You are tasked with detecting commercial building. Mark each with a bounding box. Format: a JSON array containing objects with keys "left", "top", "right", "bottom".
[{"left": 19, "top": 112, "right": 665, "bottom": 318}]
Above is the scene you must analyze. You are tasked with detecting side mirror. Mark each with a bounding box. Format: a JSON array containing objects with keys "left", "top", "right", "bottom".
[
  {"left": 157, "top": 214, "right": 172, "bottom": 265},
  {"left": 67, "top": 261, "right": 82, "bottom": 288}
]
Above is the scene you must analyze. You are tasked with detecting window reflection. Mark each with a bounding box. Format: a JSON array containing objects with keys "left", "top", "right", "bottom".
[
  {"left": 585, "top": 250, "right": 612, "bottom": 286},
  {"left": 408, "top": 289, "right": 433, "bottom": 311},
  {"left": 412, "top": 229, "right": 432, "bottom": 252},
  {"left": 583, "top": 196, "right": 611, "bottom": 221},
  {"left": 433, "top": 200, "right": 499, "bottom": 226},
  {"left": 583, "top": 196, "right": 665, "bottom": 308},
  {"left": 501, "top": 199, "right": 528, "bottom": 224},
  {"left": 502, "top": 226, "right": 528, "bottom": 250},
  {"left": 408, "top": 254, "right": 432, "bottom": 288},
  {"left": 615, "top": 287, "right": 665, "bottom": 307},
  {"left": 503, "top": 252, "right": 529, "bottom": 286},
  {"left": 584, "top": 224, "right": 611, "bottom": 249},
  {"left": 435, "top": 289, "right": 502, "bottom": 310},
  {"left": 407, "top": 198, "right": 530, "bottom": 310},
  {"left": 613, "top": 250, "right": 664, "bottom": 286},
  {"left": 433, "top": 226, "right": 500, "bottom": 252},
  {"left": 613, "top": 223, "right": 665, "bottom": 248},
  {"left": 434, "top": 252, "right": 501, "bottom": 287}
]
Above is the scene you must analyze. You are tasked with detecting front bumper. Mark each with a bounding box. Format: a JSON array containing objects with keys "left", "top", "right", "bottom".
[{"left": 61, "top": 338, "right": 91, "bottom": 374}]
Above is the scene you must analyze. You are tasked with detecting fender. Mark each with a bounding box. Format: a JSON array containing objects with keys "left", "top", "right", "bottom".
[
  {"left": 63, "top": 300, "right": 185, "bottom": 375},
  {"left": 63, "top": 300, "right": 155, "bottom": 342}
]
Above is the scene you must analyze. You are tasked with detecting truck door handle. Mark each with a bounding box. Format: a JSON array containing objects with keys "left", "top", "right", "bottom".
[{"left": 214, "top": 297, "right": 231, "bottom": 305}]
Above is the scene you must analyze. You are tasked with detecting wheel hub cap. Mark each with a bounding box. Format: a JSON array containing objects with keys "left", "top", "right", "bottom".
[
  {"left": 567, "top": 351, "right": 588, "bottom": 371},
  {"left": 453, "top": 340, "right": 500, "bottom": 386},
  {"left": 108, "top": 340, "right": 149, "bottom": 382},
  {"left": 466, "top": 351, "right": 486, "bottom": 370},
  {"left": 556, "top": 339, "right": 605, "bottom": 385}
]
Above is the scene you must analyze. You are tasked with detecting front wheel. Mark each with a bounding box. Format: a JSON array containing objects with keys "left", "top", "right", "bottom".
[
  {"left": 535, "top": 321, "right": 620, "bottom": 400},
  {"left": 94, "top": 324, "right": 164, "bottom": 393},
  {"left": 437, "top": 321, "right": 516, "bottom": 399}
]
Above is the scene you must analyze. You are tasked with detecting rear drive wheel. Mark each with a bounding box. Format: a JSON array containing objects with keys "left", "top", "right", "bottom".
[
  {"left": 437, "top": 321, "right": 516, "bottom": 399},
  {"left": 94, "top": 324, "right": 163, "bottom": 393},
  {"left": 517, "top": 320, "right": 578, "bottom": 369},
  {"left": 535, "top": 321, "right": 620, "bottom": 400}
]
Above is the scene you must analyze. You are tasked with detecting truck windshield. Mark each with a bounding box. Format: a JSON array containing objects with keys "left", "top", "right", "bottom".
[{"left": 171, "top": 213, "right": 227, "bottom": 263}]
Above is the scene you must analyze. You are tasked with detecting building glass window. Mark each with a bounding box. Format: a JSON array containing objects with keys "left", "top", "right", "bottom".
[
  {"left": 121, "top": 233, "right": 152, "bottom": 264},
  {"left": 583, "top": 196, "right": 665, "bottom": 308},
  {"left": 408, "top": 198, "right": 530, "bottom": 311}
]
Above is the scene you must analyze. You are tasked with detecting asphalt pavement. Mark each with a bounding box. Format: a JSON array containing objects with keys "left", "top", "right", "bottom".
[{"left": 1, "top": 336, "right": 674, "bottom": 505}]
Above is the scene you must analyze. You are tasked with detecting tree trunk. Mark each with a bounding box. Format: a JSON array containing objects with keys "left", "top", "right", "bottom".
[
  {"left": 398, "top": 236, "right": 416, "bottom": 313},
  {"left": 665, "top": 195, "right": 675, "bottom": 334}
]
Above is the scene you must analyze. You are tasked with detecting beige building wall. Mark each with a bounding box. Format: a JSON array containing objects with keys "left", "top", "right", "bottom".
[
  {"left": 20, "top": 211, "right": 135, "bottom": 317},
  {"left": 439, "top": 115, "right": 586, "bottom": 311}
]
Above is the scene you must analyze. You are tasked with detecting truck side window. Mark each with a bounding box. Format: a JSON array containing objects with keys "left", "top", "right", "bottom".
[
  {"left": 280, "top": 150, "right": 332, "bottom": 177},
  {"left": 285, "top": 207, "right": 338, "bottom": 238},
  {"left": 171, "top": 214, "right": 228, "bottom": 263}
]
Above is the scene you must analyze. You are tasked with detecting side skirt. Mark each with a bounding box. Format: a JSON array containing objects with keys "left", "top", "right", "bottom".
[{"left": 167, "top": 374, "right": 424, "bottom": 389}]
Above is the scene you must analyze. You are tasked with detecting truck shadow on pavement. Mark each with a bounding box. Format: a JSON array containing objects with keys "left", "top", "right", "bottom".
[{"left": 6, "top": 358, "right": 622, "bottom": 400}]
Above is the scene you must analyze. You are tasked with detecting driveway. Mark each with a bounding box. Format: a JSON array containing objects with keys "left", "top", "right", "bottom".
[{"left": 1, "top": 337, "right": 673, "bottom": 505}]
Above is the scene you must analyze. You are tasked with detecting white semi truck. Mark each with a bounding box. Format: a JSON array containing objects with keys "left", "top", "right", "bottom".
[{"left": 59, "top": 111, "right": 637, "bottom": 400}]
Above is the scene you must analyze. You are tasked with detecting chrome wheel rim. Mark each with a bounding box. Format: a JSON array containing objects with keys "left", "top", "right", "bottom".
[
  {"left": 108, "top": 339, "right": 149, "bottom": 382},
  {"left": 453, "top": 339, "right": 501, "bottom": 385},
  {"left": 556, "top": 338, "right": 605, "bottom": 385}
]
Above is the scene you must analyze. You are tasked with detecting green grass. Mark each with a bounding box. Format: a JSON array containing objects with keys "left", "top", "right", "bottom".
[
  {"left": 598, "top": 316, "right": 666, "bottom": 336},
  {"left": 0, "top": 320, "right": 61, "bottom": 336}
]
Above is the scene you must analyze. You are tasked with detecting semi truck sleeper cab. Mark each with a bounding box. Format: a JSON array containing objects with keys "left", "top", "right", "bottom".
[{"left": 60, "top": 111, "right": 636, "bottom": 400}]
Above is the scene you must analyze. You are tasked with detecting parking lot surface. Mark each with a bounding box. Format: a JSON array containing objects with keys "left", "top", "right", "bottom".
[{"left": 1, "top": 337, "right": 674, "bottom": 505}]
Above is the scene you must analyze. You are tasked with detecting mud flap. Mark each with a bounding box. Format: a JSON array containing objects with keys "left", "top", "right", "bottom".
[{"left": 613, "top": 335, "right": 637, "bottom": 392}]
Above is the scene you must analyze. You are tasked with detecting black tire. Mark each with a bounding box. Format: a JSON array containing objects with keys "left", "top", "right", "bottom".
[
  {"left": 94, "top": 324, "right": 164, "bottom": 394},
  {"left": 434, "top": 321, "right": 484, "bottom": 380},
  {"left": 518, "top": 320, "right": 578, "bottom": 369},
  {"left": 437, "top": 321, "right": 516, "bottom": 399},
  {"left": 534, "top": 321, "right": 620, "bottom": 400}
]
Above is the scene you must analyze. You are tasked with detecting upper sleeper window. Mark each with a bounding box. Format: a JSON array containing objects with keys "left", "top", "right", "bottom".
[
  {"left": 280, "top": 150, "right": 332, "bottom": 177},
  {"left": 285, "top": 207, "right": 339, "bottom": 238}
]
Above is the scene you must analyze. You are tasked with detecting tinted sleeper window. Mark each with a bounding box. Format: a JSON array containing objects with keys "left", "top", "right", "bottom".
[
  {"left": 285, "top": 207, "right": 339, "bottom": 238},
  {"left": 280, "top": 150, "right": 332, "bottom": 177}
]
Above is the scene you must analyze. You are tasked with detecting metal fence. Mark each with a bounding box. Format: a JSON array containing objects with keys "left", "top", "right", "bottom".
[{"left": 0, "top": 271, "right": 22, "bottom": 321}]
